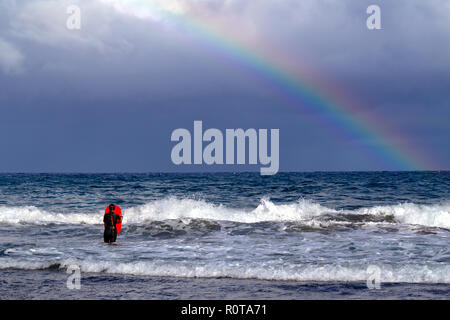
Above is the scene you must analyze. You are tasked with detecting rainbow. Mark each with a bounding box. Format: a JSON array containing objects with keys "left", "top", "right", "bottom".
[{"left": 104, "top": 0, "right": 435, "bottom": 170}]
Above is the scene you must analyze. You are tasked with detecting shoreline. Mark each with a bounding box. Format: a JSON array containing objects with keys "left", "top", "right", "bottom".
[{"left": 1, "top": 269, "right": 449, "bottom": 300}]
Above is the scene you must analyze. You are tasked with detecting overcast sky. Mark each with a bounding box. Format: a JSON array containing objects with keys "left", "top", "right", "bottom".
[{"left": 0, "top": 0, "right": 449, "bottom": 172}]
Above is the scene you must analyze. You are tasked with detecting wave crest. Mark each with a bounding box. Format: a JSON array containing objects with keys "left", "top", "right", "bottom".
[
  {"left": 1, "top": 258, "right": 449, "bottom": 283},
  {"left": 0, "top": 198, "right": 448, "bottom": 229}
]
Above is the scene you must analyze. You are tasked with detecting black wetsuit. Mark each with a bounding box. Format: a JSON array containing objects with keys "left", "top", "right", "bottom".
[{"left": 104, "top": 212, "right": 120, "bottom": 243}]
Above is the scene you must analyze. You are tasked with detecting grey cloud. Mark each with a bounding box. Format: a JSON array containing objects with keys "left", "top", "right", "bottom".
[
  {"left": 0, "top": 37, "right": 24, "bottom": 74},
  {"left": 0, "top": 0, "right": 448, "bottom": 171}
]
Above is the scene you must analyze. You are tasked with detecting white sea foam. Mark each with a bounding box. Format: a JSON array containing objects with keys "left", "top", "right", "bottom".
[
  {"left": 1, "top": 258, "right": 449, "bottom": 283},
  {"left": 0, "top": 199, "right": 333, "bottom": 225},
  {"left": 0, "top": 206, "right": 100, "bottom": 225},
  {"left": 124, "top": 198, "right": 334, "bottom": 224},
  {"left": 0, "top": 198, "right": 448, "bottom": 229},
  {"left": 356, "top": 202, "right": 450, "bottom": 229}
]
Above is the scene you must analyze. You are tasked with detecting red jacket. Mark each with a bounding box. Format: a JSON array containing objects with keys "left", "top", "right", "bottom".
[{"left": 104, "top": 205, "right": 123, "bottom": 234}]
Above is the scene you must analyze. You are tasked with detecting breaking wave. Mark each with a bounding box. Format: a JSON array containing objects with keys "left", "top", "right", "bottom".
[
  {"left": 1, "top": 258, "right": 449, "bottom": 283},
  {"left": 0, "top": 198, "right": 449, "bottom": 229}
]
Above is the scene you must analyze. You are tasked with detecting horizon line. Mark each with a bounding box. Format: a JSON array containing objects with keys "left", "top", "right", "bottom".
[{"left": 0, "top": 170, "right": 448, "bottom": 174}]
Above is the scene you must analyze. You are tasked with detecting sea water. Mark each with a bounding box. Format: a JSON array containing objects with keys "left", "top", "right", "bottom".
[{"left": 0, "top": 172, "right": 449, "bottom": 299}]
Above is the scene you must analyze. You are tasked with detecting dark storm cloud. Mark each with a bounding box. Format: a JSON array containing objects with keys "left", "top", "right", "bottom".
[{"left": 0, "top": 0, "right": 448, "bottom": 171}]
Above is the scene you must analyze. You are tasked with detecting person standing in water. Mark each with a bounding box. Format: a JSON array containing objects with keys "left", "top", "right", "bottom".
[{"left": 103, "top": 203, "right": 123, "bottom": 244}]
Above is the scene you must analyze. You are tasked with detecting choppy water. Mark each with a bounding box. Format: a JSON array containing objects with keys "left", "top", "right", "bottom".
[{"left": 0, "top": 172, "right": 449, "bottom": 299}]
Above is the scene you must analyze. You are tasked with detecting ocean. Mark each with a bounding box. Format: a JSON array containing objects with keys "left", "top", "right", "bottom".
[{"left": 0, "top": 172, "right": 449, "bottom": 299}]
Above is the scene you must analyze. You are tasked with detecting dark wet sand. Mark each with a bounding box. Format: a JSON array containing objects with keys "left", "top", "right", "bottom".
[{"left": 0, "top": 269, "right": 449, "bottom": 300}]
